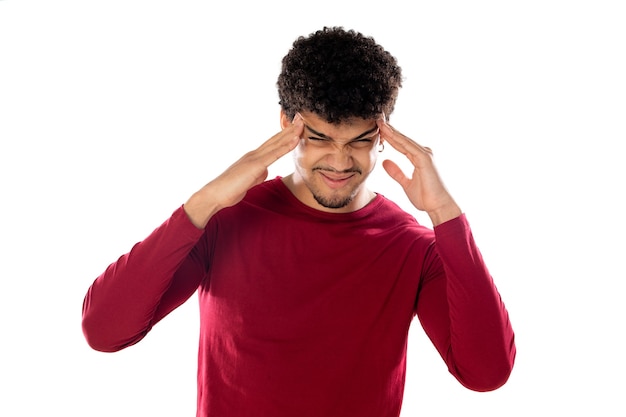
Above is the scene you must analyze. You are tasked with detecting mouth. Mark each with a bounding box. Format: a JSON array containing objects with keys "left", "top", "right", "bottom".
[{"left": 317, "top": 170, "right": 356, "bottom": 189}]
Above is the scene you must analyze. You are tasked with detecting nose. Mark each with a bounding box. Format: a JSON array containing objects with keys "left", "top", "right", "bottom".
[{"left": 326, "top": 142, "right": 354, "bottom": 171}]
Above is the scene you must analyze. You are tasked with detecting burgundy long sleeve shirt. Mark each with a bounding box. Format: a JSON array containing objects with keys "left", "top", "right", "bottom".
[{"left": 82, "top": 177, "right": 515, "bottom": 417}]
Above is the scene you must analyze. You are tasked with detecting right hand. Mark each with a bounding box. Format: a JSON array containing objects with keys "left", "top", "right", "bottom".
[{"left": 184, "top": 114, "right": 304, "bottom": 228}]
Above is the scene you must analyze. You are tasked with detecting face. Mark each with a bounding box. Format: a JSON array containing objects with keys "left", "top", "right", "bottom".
[{"left": 281, "top": 111, "right": 381, "bottom": 213}]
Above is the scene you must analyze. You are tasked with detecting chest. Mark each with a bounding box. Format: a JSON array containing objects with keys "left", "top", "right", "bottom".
[{"left": 199, "top": 217, "right": 424, "bottom": 343}]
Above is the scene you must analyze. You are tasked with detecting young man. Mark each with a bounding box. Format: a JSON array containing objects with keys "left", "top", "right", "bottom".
[{"left": 82, "top": 27, "right": 515, "bottom": 417}]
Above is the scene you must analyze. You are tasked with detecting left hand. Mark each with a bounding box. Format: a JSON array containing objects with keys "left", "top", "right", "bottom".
[{"left": 377, "top": 118, "right": 462, "bottom": 226}]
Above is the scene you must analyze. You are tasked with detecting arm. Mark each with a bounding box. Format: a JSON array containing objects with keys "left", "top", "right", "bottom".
[
  {"left": 81, "top": 207, "right": 207, "bottom": 352},
  {"left": 417, "top": 215, "right": 515, "bottom": 391},
  {"left": 379, "top": 119, "right": 515, "bottom": 390},
  {"left": 82, "top": 116, "right": 304, "bottom": 351}
]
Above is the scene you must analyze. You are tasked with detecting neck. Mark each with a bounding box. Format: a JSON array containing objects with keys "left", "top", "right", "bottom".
[{"left": 282, "top": 174, "right": 376, "bottom": 213}]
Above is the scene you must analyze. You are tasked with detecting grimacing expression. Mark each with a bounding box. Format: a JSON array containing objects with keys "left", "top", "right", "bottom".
[{"left": 285, "top": 111, "right": 381, "bottom": 212}]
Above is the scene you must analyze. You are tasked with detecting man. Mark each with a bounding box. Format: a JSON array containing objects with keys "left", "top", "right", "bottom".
[{"left": 82, "top": 26, "right": 515, "bottom": 417}]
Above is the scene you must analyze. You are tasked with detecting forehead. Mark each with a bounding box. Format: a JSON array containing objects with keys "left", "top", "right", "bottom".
[{"left": 299, "top": 111, "right": 378, "bottom": 140}]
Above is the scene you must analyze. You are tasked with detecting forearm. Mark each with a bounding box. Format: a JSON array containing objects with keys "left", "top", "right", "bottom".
[
  {"left": 419, "top": 214, "right": 516, "bottom": 391},
  {"left": 81, "top": 206, "right": 205, "bottom": 352},
  {"left": 183, "top": 183, "right": 226, "bottom": 229}
]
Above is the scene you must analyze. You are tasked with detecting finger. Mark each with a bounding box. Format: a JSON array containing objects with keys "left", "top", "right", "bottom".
[
  {"left": 382, "top": 159, "right": 410, "bottom": 189},
  {"left": 255, "top": 116, "right": 303, "bottom": 165},
  {"left": 378, "top": 120, "right": 430, "bottom": 151},
  {"left": 260, "top": 116, "right": 303, "bottom": 150},
  {"left": 377, "top": 119, "right": 431, "bottom": 156}
]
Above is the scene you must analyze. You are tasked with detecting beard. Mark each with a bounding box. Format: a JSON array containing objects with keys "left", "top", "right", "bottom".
[
  {"left": 312, "top": 192, "right": 355, "bottom": 209},
  {"left": 308, "top": 167, "right": 362, "bottom": 209}
]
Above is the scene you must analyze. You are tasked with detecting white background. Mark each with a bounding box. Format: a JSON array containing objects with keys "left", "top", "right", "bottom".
[{"left": 1, "top": 0, "right": 625, "bottom": 415}]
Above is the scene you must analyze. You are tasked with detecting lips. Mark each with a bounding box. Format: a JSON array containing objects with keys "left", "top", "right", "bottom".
[{"left": 318, "top": 171, "right": 355, "bottom": 189}]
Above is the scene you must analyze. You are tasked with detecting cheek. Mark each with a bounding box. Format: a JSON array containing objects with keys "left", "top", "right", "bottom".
[
  {"left": 293, "top": 140, "right": 322, "bottom": 167},
  {"left": 363, "top": 148, "right": 379, "bottom": 171},
  {"left": 292, "top": 140, "right": 310, "bottom": 168}
]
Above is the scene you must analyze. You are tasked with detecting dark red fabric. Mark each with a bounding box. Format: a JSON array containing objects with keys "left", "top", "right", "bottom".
[{"left": 83, "top": 177, "right": 515, "bottom": 417}]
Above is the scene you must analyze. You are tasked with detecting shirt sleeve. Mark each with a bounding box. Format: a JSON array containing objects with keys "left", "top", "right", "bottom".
[
  {"left": 415, "top": 214, "right": 516, "bottom": 391},
  {"left": 81, "top": 205, "right": 208, "bottom": 352}
]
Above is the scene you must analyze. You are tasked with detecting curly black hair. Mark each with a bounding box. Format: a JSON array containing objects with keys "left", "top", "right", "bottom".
[{"left": 277, "top": 27, "right": 403, "bottom": 124}]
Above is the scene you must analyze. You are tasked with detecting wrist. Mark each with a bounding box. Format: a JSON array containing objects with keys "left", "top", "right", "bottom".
[
  {"left": 183, "top": 186, "right": 223, "bottom": 229},
  {"left": 427, "top": 202, "right": 462, "bottom": 226}
]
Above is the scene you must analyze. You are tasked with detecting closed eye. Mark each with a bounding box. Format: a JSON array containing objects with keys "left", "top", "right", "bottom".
[
  {"left": 349, "top": 137, "right": 375, "bottom": 149},
  {"left": 307, "top": 136, "right": 335, "bottom": 147},
  {"left": 307, "top": 137, "right": 376, "bottom": 150}
]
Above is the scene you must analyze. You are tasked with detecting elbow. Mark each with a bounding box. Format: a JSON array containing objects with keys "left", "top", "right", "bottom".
[
  {"left": 83, "top": 336, "right": 119, "bottom": 353},
  {"left": 82, "top": 314, "right": 124, "bottom": 353},
  {"left": 81, "top": 305, "right": 146, "bottom": 353},
  {"left": 81, "top": 285, "right": 146, "bottom": 352},
  {"left": 82, "top": 315, "right": 145, "bottom": 353},
  {"left": 81, "top": 292, "right": 120, "bottom": 352},
  {"left": 453, "top": 338, "right": 517, "bottom": 392},
  {"left": 462, "top": 362, "right": 514, "bottom": 392}
]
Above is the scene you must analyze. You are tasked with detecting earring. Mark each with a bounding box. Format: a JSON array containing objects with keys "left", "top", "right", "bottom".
[{"left": 378, "top": 142, "right": 385, "bottom": 153}]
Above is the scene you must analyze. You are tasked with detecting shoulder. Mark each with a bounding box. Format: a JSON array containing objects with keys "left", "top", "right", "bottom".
[
  {"left": 373, "top": 194, "right": 425, "bottom": 227},
  {"left": 239, "top": 177, "right": 292, "bottom": 212},
  {"left": 212, "top": 178, "right": 292, "bottom": 224}
]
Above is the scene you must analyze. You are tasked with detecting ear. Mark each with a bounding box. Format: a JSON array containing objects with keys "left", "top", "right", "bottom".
[{"left": 279, "top": 109, "right": 290, "bottom": 130}]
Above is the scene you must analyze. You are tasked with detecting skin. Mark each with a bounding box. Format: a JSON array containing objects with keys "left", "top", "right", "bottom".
[
  {"left": 377, "top": 116, "right": 462, "bottom": 226},
  {"left": 183, "top": 111, "right": 461, "bottom": 228},
  {"left": 281, "top": 111, "right": 380, "bottom": 213}
]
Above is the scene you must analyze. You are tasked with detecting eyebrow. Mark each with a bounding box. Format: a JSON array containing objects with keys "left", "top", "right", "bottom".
[{"left": 304, "top": 123, "right": 379, "bottom": 142}]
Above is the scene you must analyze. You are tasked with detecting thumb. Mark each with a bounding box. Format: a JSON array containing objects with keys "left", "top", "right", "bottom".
[{"left": 382, "top": 159, "right": 409, "bottom": 188}]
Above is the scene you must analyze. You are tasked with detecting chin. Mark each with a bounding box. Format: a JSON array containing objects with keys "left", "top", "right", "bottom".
[{"left": 312, "top": 189, "right": 357, "bottom": 209}]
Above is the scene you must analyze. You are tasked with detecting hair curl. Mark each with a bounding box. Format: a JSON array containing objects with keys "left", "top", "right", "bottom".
[{"left": 277, "top": 27, "right": 403, "bottom": 124}]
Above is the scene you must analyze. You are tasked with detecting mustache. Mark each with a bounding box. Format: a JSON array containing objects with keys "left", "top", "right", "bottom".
[{"left": 313, "top": 166, "right": 362, "bottom": 175}]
